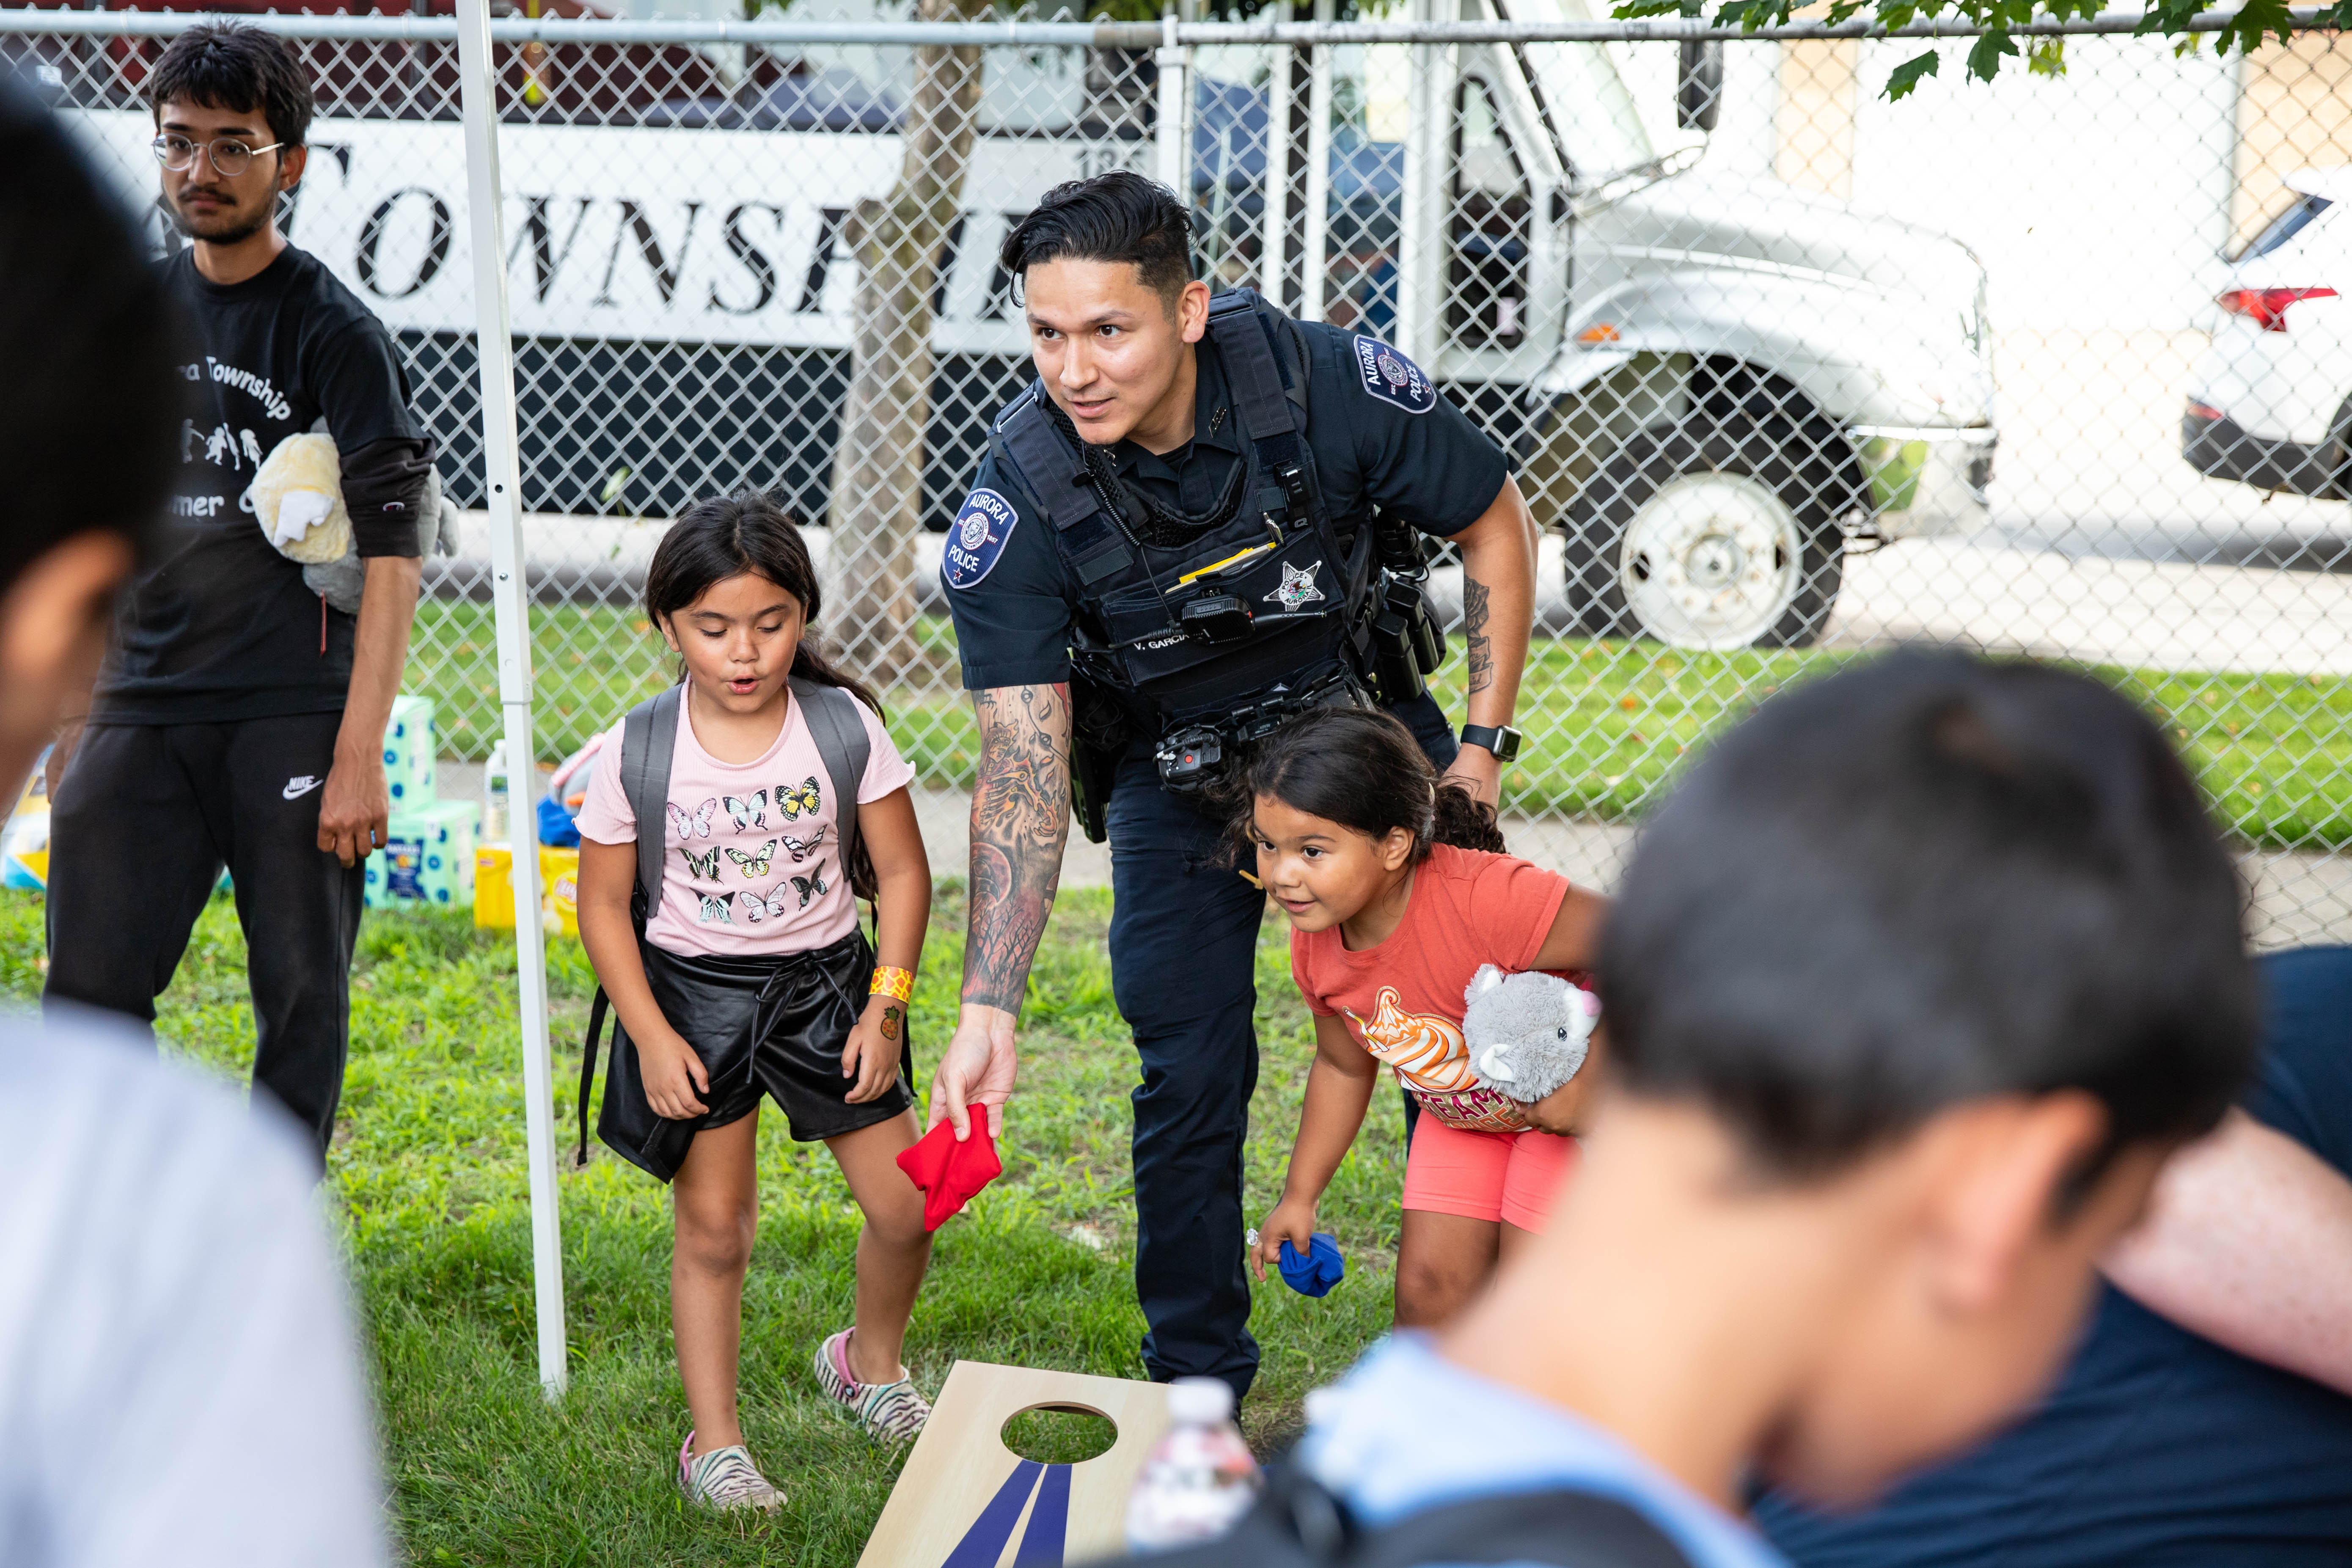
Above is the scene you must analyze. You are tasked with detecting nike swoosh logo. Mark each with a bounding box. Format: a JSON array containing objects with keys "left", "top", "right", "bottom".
[{"left": 283, "top": 776, "right": 324, "bottom": 800}]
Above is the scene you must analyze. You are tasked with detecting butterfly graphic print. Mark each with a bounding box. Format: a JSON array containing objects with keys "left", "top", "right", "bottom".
[
  {"left": 696, "top": 894, "right": 735, "bottom": 926},
  {"left": 723, "top": 790, "right": 768, "bottom": 831},
  {"left": 736, "top": 887, "right": 794, "bottom": 923},
  {"left": 726, "top": 839, "right": 777, "bottom": 878},
  {"left": 780, "top": 827, "right": 828, "bottom": 862},
  {"left": 667, "top": 798, "right": 717, "bottom": 840},
  {"left": 680, "top": 845, "right": 722, "bottom": 880},
  {"left": 775, "top": 777, "right": 823, "bottom": 820},
  {"left": 789, "top": 865, "right": 829, "bottom": 908}
]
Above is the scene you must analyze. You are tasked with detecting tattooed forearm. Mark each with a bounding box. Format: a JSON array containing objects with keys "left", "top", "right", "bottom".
[
  {"left": 963, "top": 683, "right": 1071, "bottom": 1011},
  {"left": 1464, "top": 575, "right": 1494, "bottom": 698}
]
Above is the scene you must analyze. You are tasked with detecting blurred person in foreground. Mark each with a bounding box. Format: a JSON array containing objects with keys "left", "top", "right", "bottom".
[
  {"left": 1757, "top": 938, "right": 2352, "bottom": 1568},
  {"left": 41, "top": 22, "right": 430, "bottom": 1164},
  {"left": 0, "top": 74, "right": 385, "bottom": 1567},
  {"left": 1145, "top": 651, "right": 2257, "bottom": 1564}
]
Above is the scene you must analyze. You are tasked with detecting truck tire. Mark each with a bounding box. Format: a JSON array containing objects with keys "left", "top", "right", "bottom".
[{"left": 1564, "top": 415, "right": 1851, "bottom": 649}]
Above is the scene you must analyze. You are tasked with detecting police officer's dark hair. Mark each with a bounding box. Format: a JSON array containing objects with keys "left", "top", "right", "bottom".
[
  {"left": 1234, "top": 707, "right": 1502, "bottom": 866},
  {"left": 644, "top": 491, "right": 883, "bottom": 722},
  {"left": 1602, "top": 651, "right": 2256, "bottom": 1202},
  {"left": 0, "top": 72, "right": 179, "bottom": 593},
  {"left": 999, "top": 171, "right": 1197, "bottom": 309},
  {"left": 147, "top": 23, "right": 314, "bottom": 150}
]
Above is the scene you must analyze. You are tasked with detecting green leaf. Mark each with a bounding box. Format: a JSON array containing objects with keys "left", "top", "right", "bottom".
[
  {"left": 1609, "top": 0, "right": 1684, "bottom": 16},
  {"left": 2025, "top": 36, "right": 2066, "bottom": 76},
  {"left": 1964, "top": 27, "right": 2018, "bottom": 83},
  {"left": 1882, "top": 48, "right": 1941, "bottom": 99},
  {"left": 1824, "top": 0, "right": 1866, "bottom": 22}
]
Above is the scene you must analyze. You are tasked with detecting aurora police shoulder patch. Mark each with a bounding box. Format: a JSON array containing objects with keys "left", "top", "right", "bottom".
[
  {"left": 943, "top": 488, "right": 1018, "bottom": 589},
  {"left": 1352, "top": 336, "right": 1437, "bottom": 414}
]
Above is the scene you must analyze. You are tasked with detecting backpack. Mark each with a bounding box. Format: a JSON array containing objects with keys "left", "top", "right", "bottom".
[
  {"left": 572, "top": 677, "right": 874, "bottom": 1166},
  {"left": 1110, "top": 1463, "right": 1697, "bottom": 1568},
  {"left": 1110, "top": 1467, "right": 1703, "bottom": 1568}
]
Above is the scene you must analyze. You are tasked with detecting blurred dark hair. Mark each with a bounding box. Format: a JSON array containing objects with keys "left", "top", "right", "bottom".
[
  {"left": 645, "top": 493, "right": 882, "bottom": 894},
  {"left": 1231, "top": 707, "right": 1502, "bottom": 865},
  {"left": 1600, "top": 651, "right": 2256, "bottom": 1200},
  {"left": 999, "top": 170, "right": 1196, "bottom": 308},
  {"left": 147, "top": 24, "right": 315, "bottom": 149},
  {"left": 0, "top": 74, "right": 180, "bottom": 595}
]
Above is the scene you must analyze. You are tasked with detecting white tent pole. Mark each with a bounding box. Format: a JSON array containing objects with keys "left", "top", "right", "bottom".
[{"left": 456, "top": 0, "right": 568, "bottom": 1400}]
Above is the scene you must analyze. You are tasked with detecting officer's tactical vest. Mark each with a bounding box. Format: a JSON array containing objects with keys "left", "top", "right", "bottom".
[{"left": 988, "top": 289, "right": 1381, "bottom": 732}]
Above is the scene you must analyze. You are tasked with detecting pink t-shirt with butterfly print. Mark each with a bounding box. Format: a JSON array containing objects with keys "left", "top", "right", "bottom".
[{"left": 573, "top": 686, "right": 915, "bottom": 959}]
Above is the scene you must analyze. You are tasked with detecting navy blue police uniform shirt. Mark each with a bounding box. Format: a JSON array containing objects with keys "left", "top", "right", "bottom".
[
  {"left": 96, "top": 245, "right": 428, "bottom": 727},
  {"left": 943, "top": 322, "right": 1510, "bottom": 692},
  {"left": 1755, "top": 944, "right": 2352, "bottom": 1568}
]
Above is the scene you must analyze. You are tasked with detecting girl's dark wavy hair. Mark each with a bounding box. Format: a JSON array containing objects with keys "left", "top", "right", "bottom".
[
  {"left": 1227, "top": 706, "right": 1504, "bottom": 864},
  {"left": 645, "top": 491, "right": 882, "bottom": 895}
]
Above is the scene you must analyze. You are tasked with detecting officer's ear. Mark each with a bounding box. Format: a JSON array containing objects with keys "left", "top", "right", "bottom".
[{"left": 1176, "top": 278, "right": 1212, "bottom": 344}]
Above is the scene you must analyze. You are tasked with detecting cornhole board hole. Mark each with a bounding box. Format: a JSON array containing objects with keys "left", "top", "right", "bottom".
[{"left": 858, "top": 1360, "right": 1172, "bottom": 1568}]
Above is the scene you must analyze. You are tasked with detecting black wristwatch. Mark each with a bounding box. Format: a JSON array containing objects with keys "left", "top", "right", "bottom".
[{"left": 1459, "top": 723, "right": 1522, "bottom": 762}]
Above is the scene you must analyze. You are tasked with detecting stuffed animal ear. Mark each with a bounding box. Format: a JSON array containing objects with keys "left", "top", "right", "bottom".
[{"left": 1466, "top": 964, "right": 1506, "bottom": 1003}]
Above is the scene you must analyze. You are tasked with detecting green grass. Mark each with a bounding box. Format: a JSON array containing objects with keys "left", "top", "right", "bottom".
[
  {"left": 0, "top": 884, "right": 1402, "bottom": 1565},
  {"left": 410, "top": 600, "right": 2352, "bottom": 852}
]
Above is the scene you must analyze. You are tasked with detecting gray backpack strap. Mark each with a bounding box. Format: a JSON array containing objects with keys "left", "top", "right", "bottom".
[
  {"left": 790, "top": 677, "right": 871, "bottom": 877},
  {"left": 619, "top": 683, "right": 683, "bottom": 930}
]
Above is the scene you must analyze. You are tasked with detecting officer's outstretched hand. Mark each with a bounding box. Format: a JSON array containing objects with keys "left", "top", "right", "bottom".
[{"left": 931, "top": 1004, "right": 1020, "bottom": 1143}]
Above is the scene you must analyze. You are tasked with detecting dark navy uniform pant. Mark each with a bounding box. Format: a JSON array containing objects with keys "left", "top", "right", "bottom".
[{"left": 1105, "top": 693, "right": 1458, "bottom": 1397}]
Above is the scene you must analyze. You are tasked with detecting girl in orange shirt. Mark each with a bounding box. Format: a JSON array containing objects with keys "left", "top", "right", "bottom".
[{"left": 1245, "top": 707, "right": 1610, "bottom": 1328}]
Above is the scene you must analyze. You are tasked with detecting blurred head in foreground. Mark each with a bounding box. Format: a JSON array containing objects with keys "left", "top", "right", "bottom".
[
  {"left": 1452, "top": 650, "right": 2256, "bottom": 1510},
  {"left": 0, "top": 75, "right": 176, "bottom": 791}
]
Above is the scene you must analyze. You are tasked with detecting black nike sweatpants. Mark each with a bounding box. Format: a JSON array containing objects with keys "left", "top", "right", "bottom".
[{"left": 44, "top": 714, "right": 366, "bottom": 1162}]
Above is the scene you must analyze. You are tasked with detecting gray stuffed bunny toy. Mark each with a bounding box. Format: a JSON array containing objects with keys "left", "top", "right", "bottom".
[{"left": 1462, "top": 963, "right": 1601, "bottom": 1103}]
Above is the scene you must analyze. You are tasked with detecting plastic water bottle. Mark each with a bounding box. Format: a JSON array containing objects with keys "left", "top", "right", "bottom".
[
  {"left": 1124, "top": 1376, "right": 1261, "bottom": 1550},
  {"left": 482, "top": 740, "right": 510, "bottom": 846}
]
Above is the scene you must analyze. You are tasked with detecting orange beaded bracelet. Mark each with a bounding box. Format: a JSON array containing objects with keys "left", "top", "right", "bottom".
[{"left": 869, "top": 965, "right": 915, "bottom": 1003}]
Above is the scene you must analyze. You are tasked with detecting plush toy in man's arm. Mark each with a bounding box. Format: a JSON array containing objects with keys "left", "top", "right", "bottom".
[
  {"left": 249, "top": 430, "right": 453, "bottom": 612},
  {"left": 1464, "top": 963, "right": 1605, "bottom": 1135}
]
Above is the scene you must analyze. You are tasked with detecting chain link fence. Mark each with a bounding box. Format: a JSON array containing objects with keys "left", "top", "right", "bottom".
[{"left": 18, "top": 5, "right": 2352, "bottom": 943}]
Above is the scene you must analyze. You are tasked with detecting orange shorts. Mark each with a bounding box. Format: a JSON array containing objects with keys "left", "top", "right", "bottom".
[{"left": 1400, "top": 1114, "right": 1579, "bottom": 1232}]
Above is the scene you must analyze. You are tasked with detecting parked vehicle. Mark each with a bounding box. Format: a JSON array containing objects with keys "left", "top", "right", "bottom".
[
  {"left": 2185, "top": 169, "right": 2352, "bottom": 500},
  {"left": 39, "top": 0, "right": 1995, "bottom": 647}
]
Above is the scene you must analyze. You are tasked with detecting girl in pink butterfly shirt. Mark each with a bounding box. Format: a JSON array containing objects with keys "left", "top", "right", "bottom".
[{"left": 575, "top": 495, "right": 935, "bottom": 1511}]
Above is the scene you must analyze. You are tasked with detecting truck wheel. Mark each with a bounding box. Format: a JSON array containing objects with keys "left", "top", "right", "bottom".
[{"left": 1564, "top": 416, "right": 1849, "bottom": 649}]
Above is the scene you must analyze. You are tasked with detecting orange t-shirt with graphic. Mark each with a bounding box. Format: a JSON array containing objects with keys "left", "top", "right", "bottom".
[{"left": 1289, "top": 843, "right": 1573, "bottom": 1133}]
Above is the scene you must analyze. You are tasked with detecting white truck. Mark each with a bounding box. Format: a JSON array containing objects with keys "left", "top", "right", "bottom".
[{"left": 54, "top": 0, "right": 1994, "bottom": 648}]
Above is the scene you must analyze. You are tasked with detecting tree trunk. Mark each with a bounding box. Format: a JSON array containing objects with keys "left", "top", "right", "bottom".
[{"left": 824, "top": 0, "right": 990, "bottom": 681}]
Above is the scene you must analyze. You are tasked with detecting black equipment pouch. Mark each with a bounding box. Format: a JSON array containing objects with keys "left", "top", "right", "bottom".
[
  {"left": 1097, "top": 1462, "right": 1696, "bottom": 1568},
  {"left": 1067, "top": 670, "right": 1131, "bottom": 845},
  {"left": 575, "top": 678, "right": 874, "bottom": 1169}
]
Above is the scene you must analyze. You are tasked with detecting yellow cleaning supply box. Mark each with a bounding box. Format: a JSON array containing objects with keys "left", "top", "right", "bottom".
[{"left": 471, "top": 843, "right": 580, "bottom": 937}]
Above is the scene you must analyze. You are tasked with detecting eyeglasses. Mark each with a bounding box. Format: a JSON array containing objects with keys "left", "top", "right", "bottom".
[{"left": 150, "top": 134, "right": 285, "bottom": 176}]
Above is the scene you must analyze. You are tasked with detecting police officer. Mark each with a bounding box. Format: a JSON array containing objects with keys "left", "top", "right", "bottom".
[{"left": 931, "top": 172, "right": 1536, "bottom": 1398}]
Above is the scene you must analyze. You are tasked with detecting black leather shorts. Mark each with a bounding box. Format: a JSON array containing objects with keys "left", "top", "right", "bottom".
[{"left": 597, "top": 928, "right": 914, "bottom": 1182}]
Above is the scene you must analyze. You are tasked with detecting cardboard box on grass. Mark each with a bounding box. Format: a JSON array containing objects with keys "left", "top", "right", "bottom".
[
  {"left": 857, "top": 1362, "right": 1171, "bottom": 1568},
  {"left": 381, "top": 694, "right": 437, "bottom": 809},
  {"left": 363, "top": 800, "right": 481, "bottom": 911}
]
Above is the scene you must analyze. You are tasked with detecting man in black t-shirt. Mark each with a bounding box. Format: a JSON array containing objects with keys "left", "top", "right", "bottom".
[{"left": 44, "top": 25, "right": 431, "bottom": 1161}]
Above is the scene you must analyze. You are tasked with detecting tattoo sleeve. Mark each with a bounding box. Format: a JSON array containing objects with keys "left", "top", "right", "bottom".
[
  {"left": 963, "top": 683, "right": 1072, "bottom": 1011},
  {"left": 1464, "top": 575, "right": 1494, "bottom": 697}
]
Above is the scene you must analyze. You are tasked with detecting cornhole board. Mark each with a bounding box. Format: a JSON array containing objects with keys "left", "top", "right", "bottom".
[{"left": 858, "top": 1360, "right": 1173, "bottom": 1568}]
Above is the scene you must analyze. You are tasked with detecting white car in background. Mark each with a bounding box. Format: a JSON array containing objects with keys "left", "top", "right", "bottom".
[{"left": 2185, "top": 170, "right": 2352, "bottom": 496}]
